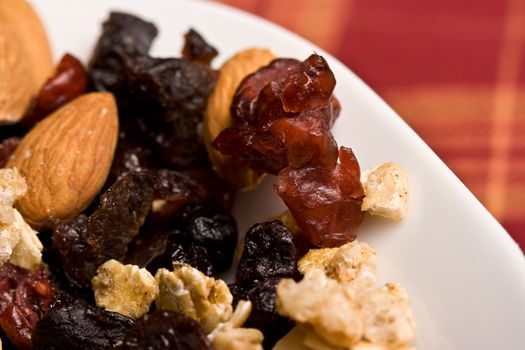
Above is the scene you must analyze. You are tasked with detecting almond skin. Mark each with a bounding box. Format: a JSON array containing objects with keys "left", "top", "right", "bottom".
[
  {"left": 0, "top": 22, "right": 35, "bottom": 123},
  {"left": 0, "top": 0, "right": 53, "bottom": 90},
  {"left": 204, "top": 48, "right": 275, "bottom": 190},
  {"left": 7, "top": 92, "right": 119, "bottom": 228}
]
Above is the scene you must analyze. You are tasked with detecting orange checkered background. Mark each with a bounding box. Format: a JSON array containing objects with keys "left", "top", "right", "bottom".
[{"left": 217, "top": 0, "right": 525, "bottom": 250}]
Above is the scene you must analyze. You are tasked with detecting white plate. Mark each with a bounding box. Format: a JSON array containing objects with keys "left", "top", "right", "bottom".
[{"left": 31, "top": 0, "right": 525, "bottom": 349}]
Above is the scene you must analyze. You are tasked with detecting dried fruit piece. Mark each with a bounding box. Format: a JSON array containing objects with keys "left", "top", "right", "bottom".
[
  {"left": 155, "top": 264, "right": 233, "bottom": 333},
  {"left": 276, "top": 147, "right": 365, "bottom": 247},
  {"left": 276, "top": 269, "right": 363, "bottom": 348},
  {"left": 89, "top": 12, "right": 158, "bottom": 92},
  {"left": 91, "top": 260, "right": 158, "bottom": 320},
  {"left": 0, "top": 23, "right": 34, "bottom": 123},
  {"left": 53, "top": 170, "right": 203, "bottom": 287},
  {"left": 204, "top": 48, "right": 275, "bottom": 189},
  {"left": 8, "top": 93, "right": 119, "bottom": 228},
  {"left": 32, "top": 299, "right": 133, "bottom": 350},
  {"left": 117, "top": 310, "right": 213, "bottom": 350},
  {"left": 23, "top": 54, "right": 88, "bottom": 128},
  {"left": 182, "top": 28, "right": 218, "bottom": 65},
  {"left": 236, "top": 221, "right": 298, "bottom": 288},
  {"left": 361, "top": 162, "right": 409, "bottom": 220},
  {"left": 245, "top": 278, "right": 294, "bottom": 349},
  {"left": 0, "top": 0, "right": 53, "bottom": 91},
  {"left": 0, "top": 137, "right": 20, "bottom": 168},
  {"left": 0, "top": 264, "right": 54, "bottom": 350},
  {"left": 298, "top": 240, "right": 377, "bottom": 288},
  {"left": 177, "top": 203, "right": 238, "bottom": 273}
]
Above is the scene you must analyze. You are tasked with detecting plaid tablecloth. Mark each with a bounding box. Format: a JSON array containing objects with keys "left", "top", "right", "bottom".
[{"left": 217, "top": 0, "right": 525, "bottom": 250}]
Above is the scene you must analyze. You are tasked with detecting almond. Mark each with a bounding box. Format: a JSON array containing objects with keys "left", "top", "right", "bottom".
[
  {"left": 7, "top": 92, "right": 119, "bottom": 228},
  {"left": 0, "top": 22, "right": 35, "bottom": 123},
  {"left": 0, "top": 0, "right": 53, "bottom": 90},
  {"left": 204, "top": 48, "right": 275, "bottom": 190}
]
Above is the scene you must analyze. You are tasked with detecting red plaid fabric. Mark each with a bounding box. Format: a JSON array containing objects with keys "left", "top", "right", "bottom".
[{"left": 217, "top": 0, "right": 525, "bottom": 250}]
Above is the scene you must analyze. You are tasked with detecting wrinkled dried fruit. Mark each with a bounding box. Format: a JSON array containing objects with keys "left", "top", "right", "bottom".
[
  {"left": 117, "top": 310, "right": 214, "bottom": 350},
  {"left": 32, "top": 299, "right": 133, "bottom": 350},
  {"left": 213, "top": 54, "right": 340, "bottom": 174},
  {"left": 108, "top": 135, "right": 154, "bottom": 184},
  {"left": 236, "top": 221, "right": 298, "bottom": 288},
  {"left": 53, "top": 170, "right": 204, "bottom": 287},
  {"left": 182, "top": 167, "right": 235, "bottom": 210},
  {"left": 276, "top": 147, "right": 365, "bottom": 247},
  {"left": 227, "top": 283, "right": 247, "bottom": 309},
  {"left": 246, "top": 278, "right": 294, "bottom": 349},
  {"left": 23, "top": 54, "right": 87, "bottom": 128},
  {"left": 0, "top": 264, "right": 54, "bottom": 350},
  {"left": 0, "top": 137, "right": 20, "bottom": 168},
  {"left": 177, "top": 203, "right": 238, "bottom": 273},
  {"left": 89, "top": 12, "right": 158, "bottom": 92},
  {"left": 182, "top": 28, "right": 218, "bottom": 65}
]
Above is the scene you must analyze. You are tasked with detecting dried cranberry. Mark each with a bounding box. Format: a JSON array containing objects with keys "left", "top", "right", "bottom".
[
  {"left": 117, "top": 310, "right": 213, "bottom": 350},
  {"left": 182, "top": 28, "right": 218, "bottom": 65},
  {"left": 276, "top": 147, "right": 365, "bottom": 247},
  {"left": 0, "top": 264, "right": 54, "bottom": 350},
  {"left": 246, "top": 278, "right": 294, "bottom": 349},
  {"left": 32, "top": 299, "right": 133, "bottom": 350},
  {"left": 23, "top": 54, "right": 87, "bottom": 128},
  {"left": 236, "top": 221, "right": 298, "bottom": 288}
]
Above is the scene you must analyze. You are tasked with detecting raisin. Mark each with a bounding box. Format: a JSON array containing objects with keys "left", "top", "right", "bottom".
[
  {"left": 108, "top": 135, "right": 154, "bottom": 184},
  {"left": 32, "top": 299, "right": 133, "bottom": 350},
  {"left": 236, "top": 221, "right": 298, "bottom": 288},
  {"left": 23, "top": 54, "right": 88, "bottom": 128},
  {"left": 182, "top": 28, "right": 218, "bottom": 65},
  {"left": 0, "top": 137, "right": 20, "bottom": 168},
  {"left": 275, "top": 147, "right": 365, "bottom": 247},
  {"left": 0, "top": 264, "right": 54, "bottom": 350},
  {"left": 176, "top": 204, "right": 237, "bottom": 273},
  {"left": 246, "top": 278, "right": 294, "bottom": 349},
  {"left": 182, "top": 167, "right": 236, "bottom": 211},
  {"left": 53, "top": 170, "right": 204, "bottom": 287},
  {"left": 89, "top": 12, "right": 158, "bottom": 92},
  {"left": 117, "top": 310, "right": 213, "bottom": 350},
  {"left": 227, "top": 283, "right": 247, "bottom": 309},
  {"left": 213, "top": 54, "right": 339, "bottom": 174}
]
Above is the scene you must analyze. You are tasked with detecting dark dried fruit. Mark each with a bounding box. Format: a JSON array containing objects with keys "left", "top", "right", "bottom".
[
  {"left": 0, "top": 137, "right": 20, "bottom": 168},
  {"left": 0, "top": 264, "right": 54, "bottom": 350},
  {"left": 276, "top": 147, "right": 365, "bottom": 247},
  {"left": 108, "top": 135, "right": 154, "bottom": 183},
  {"left": 177, "top": 203, "right": 238, "bottom": 273},
  {"left": 89, "top": 12, "right": 158, "bottom": 92},
  {"left": 53, "top": 170, "right": 204, "bottom": 287},
  {"left": 182, "top": 167, "right": 235, "bottom": 210},
  {"left": 213, "top": 54, "right": 340, "bottom": 174},
  {"left": 227, "top": 283, "right": 247, "bottom": 309},
  {"left": 23, "top": 54, "right": 88, "bottom": 128},
  {"left": 32, "top": 299, "right": 133, "bottom": 350},
  {"left": 236, "top": 221, "right": 298, "bottom": 288},
  {"left": 117, "top": 310, "right": 213, "bottom": 350},
  {"left": 182, "top": 28, "right": 218, "bottom": 65},
  {"left": 246, "top": 278, "right": 294, "bottom": 349},
  {"left": 118, "top": 54, "right": 216, "bottom": 168}
]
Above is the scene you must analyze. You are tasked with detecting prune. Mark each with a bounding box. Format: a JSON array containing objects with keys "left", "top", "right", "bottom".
[
  {"left": 0, "top": 137, "right": 20, "bottom": 168},
  {"left": 0, "top": 264, "right": 54, "bottom": 350},
  {"left": 246, "top": 278, "right": 294, "bottom": 349},
  {"left": 118, "top": 54, "right": 216, "bottom": 168},
  {"left": 182, "top": 28, "right": 218, "bottom": 65},
  {"left": 32, "top": 299, "right": 133, "bottom": 350},
  {"left": 177, "top": 204, "right": 238, "bottom": 273},
  {"left": 89, "top": 12, "right": 158, "bottom": 92},
  {"left": 117, "top": 310, "right": 213, "bottom": 350},
  {"left": 236, "top": 221, "right": 298, "bottom": 288},
  {"left": 23, "top": 54, "right": 87, "bottom": 128},
  {"left": 276, "top": 147, "right": 365, "bottom": 247},
  {"left": 54, "top": 170, "right": 204, "bottom": 287},
  {"left": 213, "top": 54, "right": 339, "bottom": 174}
]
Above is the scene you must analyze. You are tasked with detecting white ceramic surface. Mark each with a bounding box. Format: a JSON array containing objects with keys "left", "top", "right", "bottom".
[{"left": 31, "top": 0, "right": 525, "bottom": 349}]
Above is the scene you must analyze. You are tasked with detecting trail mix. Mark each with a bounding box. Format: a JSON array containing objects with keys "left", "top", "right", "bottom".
[{"left": 0, "top": 3, "right": 412, "bottom": 350}]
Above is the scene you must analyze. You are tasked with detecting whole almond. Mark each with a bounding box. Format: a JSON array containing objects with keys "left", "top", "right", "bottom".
[
  {"left": 0, "top": 23, "right": 35, "bottom": 123},
  {"left": 7, "top": 92, "right": 119, "bottom": 228},
  {"left": 0, "top": 0, "right": 53, "bottom": 90},
  {"left": 204, "top": 48, "right": 275, "bottom": 190}
]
